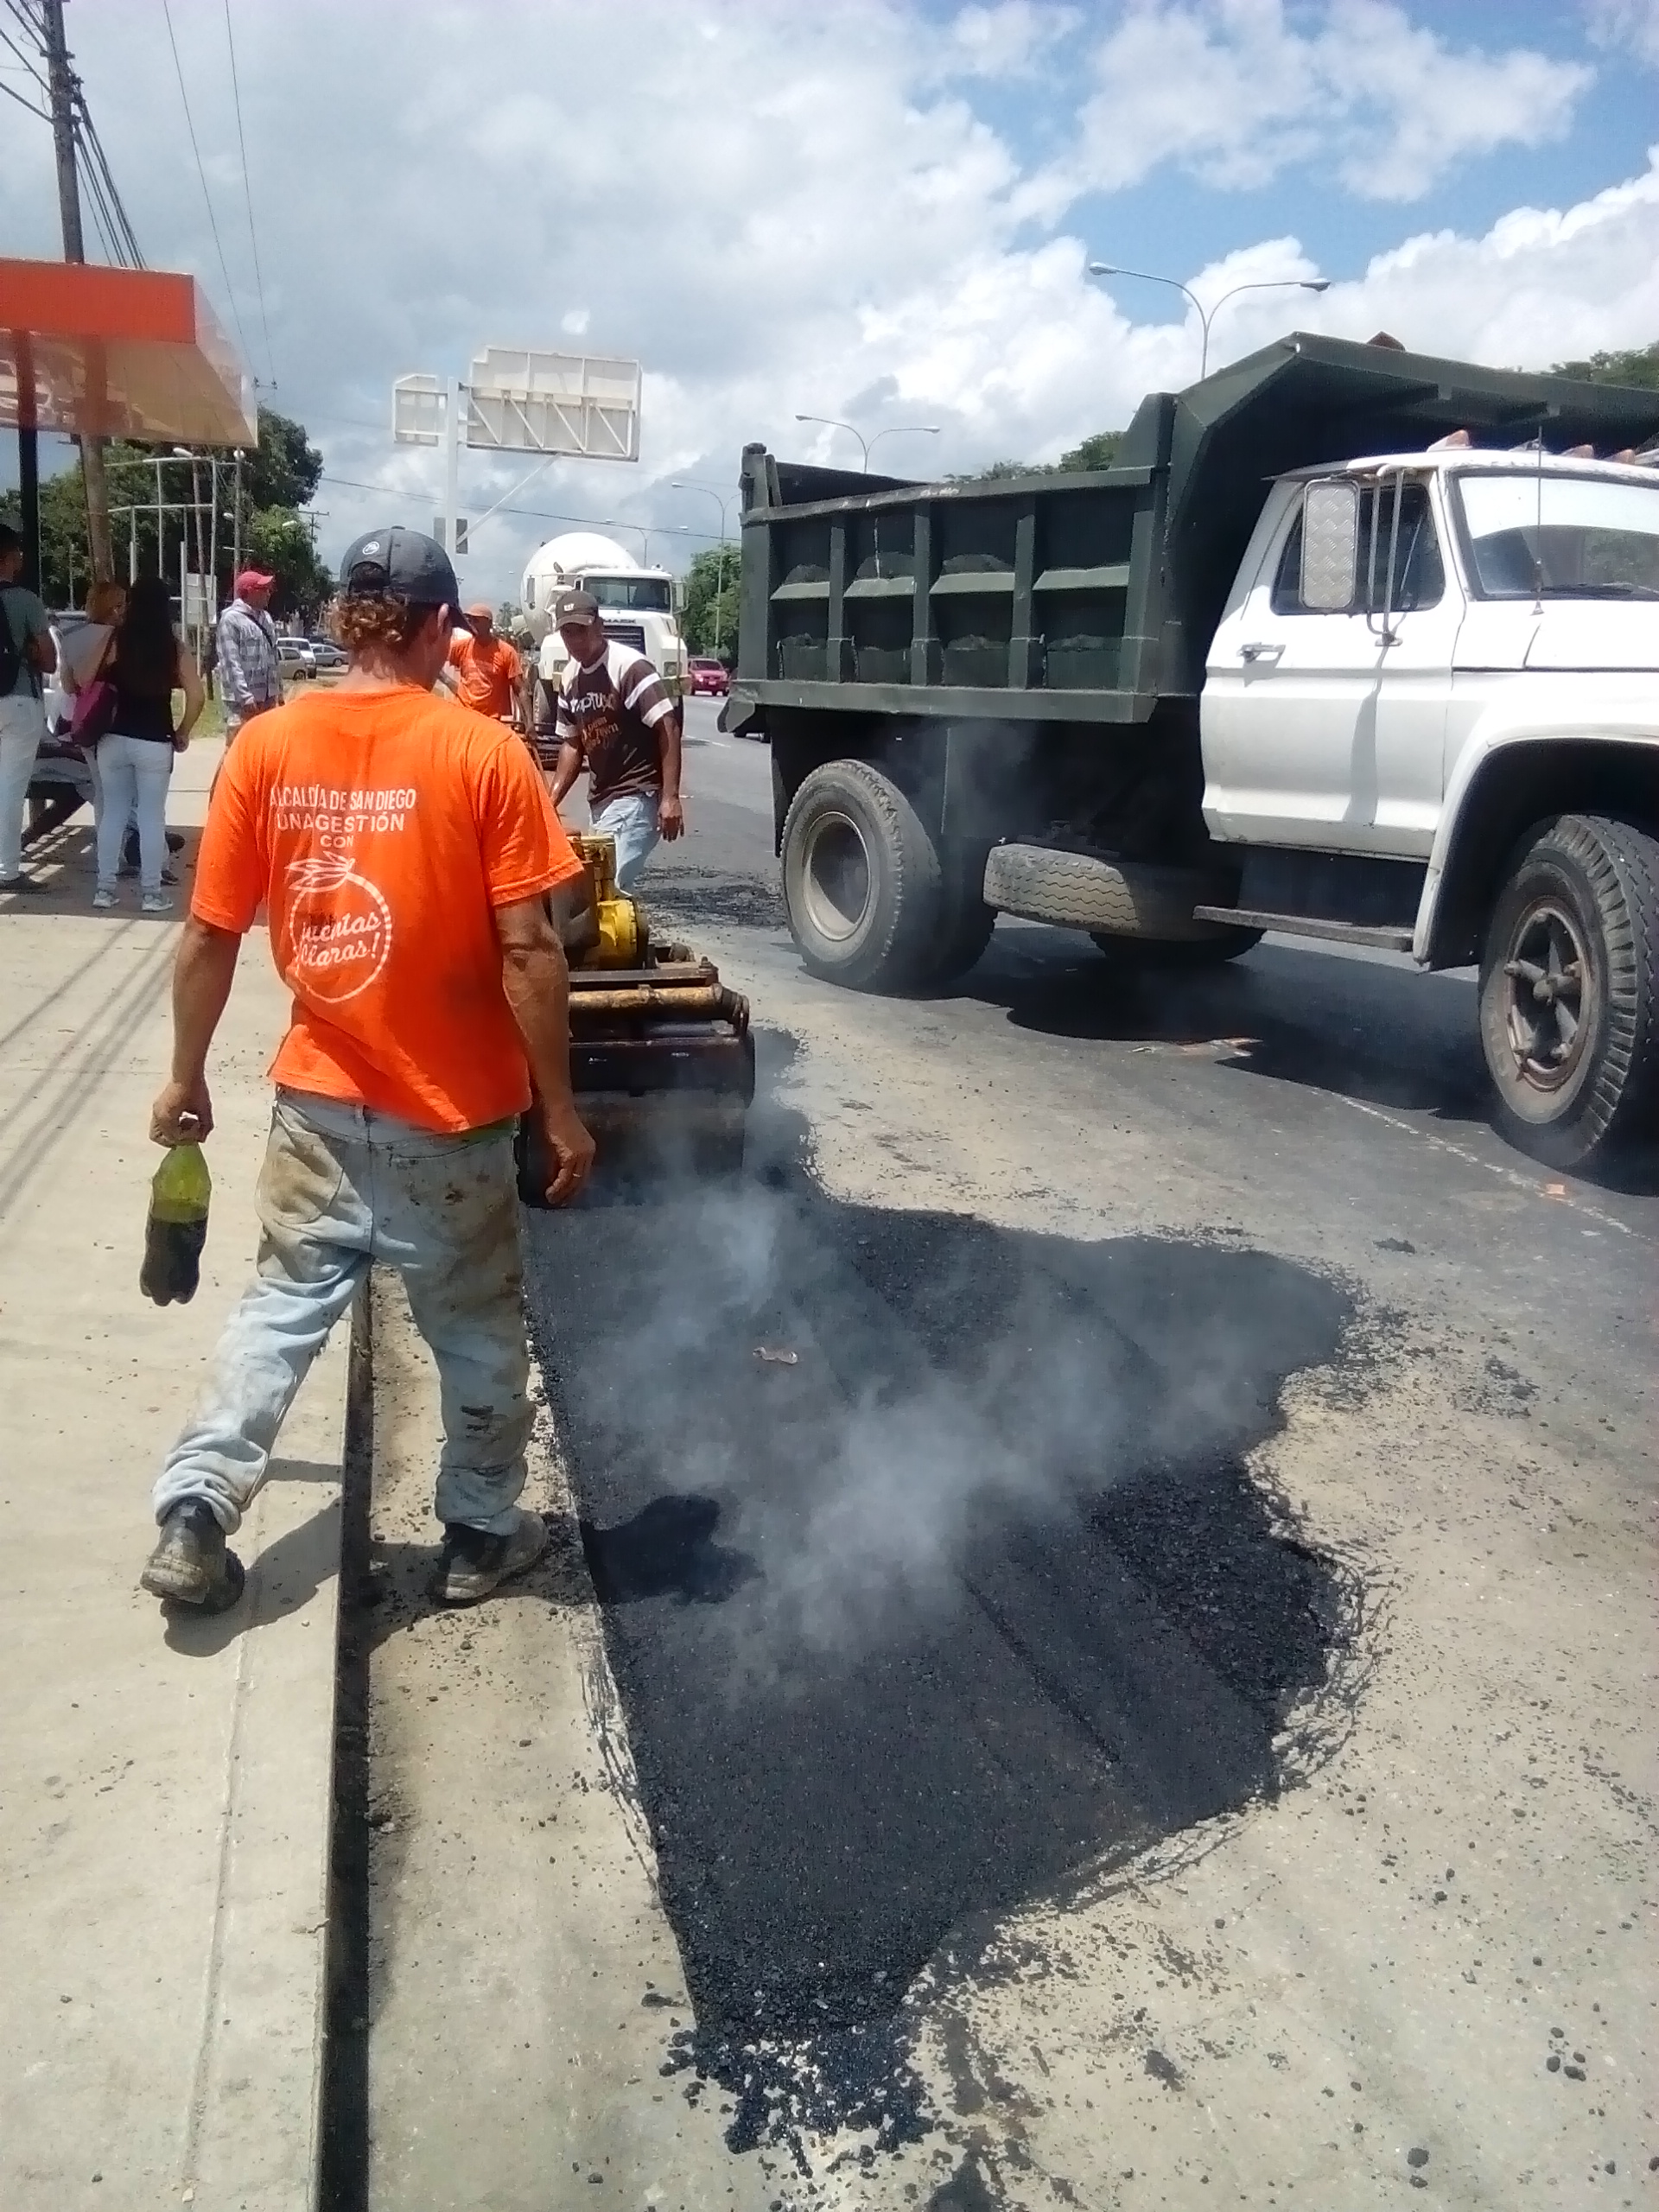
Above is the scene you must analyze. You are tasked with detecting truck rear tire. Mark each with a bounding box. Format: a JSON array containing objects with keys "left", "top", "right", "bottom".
[
  {"left": 1478, "top": 812, "right": 1659, "bottom": 1169},
  {"left": 917, "top": 842, "right": 996, "bottom": 988},
  {"left": 984, "top": 843, "right": 1232, "bottom": 943},
  {"left": 781, "top": 759, "right": 943, "bottom": 990}
]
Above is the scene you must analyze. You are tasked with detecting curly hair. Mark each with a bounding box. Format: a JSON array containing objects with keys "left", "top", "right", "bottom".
[{"left": 324, "top": 594, "right": 433, "bottom": 652}]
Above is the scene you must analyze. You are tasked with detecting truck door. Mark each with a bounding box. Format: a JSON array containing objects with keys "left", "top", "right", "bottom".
[{"left": 1204, "top": 477, "right": 1458, "bottom": 856}]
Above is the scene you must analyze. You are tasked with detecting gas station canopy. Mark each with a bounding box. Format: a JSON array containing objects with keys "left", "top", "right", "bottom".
[{"left": 0, "top": 257, "right": 257, "bottom": 447}]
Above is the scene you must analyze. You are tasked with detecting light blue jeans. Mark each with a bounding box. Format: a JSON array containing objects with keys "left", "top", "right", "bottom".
[
  {"left": 154, "top": 1090, "right": 532, "bottom": 1537},
  {"left": 95, "top": 733, "right": 174, "bottom": 894},
  {"left": 0, "top": 692, "right": 45, "bottom": 881},
  {"left": 591, "top": 788, "right": 661, "bottom": 891}
]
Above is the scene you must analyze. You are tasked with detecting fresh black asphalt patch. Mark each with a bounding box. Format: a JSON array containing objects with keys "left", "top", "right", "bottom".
[{"left": 523, "top": 1077, "right": 1356, "bottom": 2172}]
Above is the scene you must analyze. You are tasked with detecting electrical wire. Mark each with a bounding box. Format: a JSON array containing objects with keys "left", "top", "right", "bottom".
[
  {"left": 0, "top": 15, "right": 48, "bottom": 95},
  {"left": 73, "top": 104, "right": 144, "bottom": 265},
  {"left": 316, "top": 468, "right": 719, "bottom": 543},
  {"left": 0, "top": 70, "right": 46, "bottom": 118},
  {"left": 161, "top": 0, "right": 253, "bottom": 364},
  {"left": 222, "top": 0, "right": 274, "bottom": 385}
]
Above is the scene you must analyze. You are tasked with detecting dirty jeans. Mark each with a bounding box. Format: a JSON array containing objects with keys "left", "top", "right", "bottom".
[
  {"left": 0, "top": 692, "right": 45, "bottom": 880},
  {"left": 153, "top": 1090, "right": 532, "bottom": 1537},
  {"left": 591, "top": 788, "right": 660, "bottom": 892}
]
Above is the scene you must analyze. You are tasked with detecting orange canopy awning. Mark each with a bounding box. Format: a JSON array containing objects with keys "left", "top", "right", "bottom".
[{"left": 0, "top": 258, "right": 257, "bottom": 447}]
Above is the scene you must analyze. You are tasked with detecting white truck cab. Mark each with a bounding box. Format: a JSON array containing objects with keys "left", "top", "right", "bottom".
[
  {"left": 1202, "top": 448, "right": 1659, "bottom": 1163},
  {"left": 519, "top": 531, "right": 687, "bottom": 700}
]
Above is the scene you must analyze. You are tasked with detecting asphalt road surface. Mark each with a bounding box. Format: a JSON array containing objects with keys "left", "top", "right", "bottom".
[{"left": 360, "top": 698, "right": 1656, "bottom": 2211}]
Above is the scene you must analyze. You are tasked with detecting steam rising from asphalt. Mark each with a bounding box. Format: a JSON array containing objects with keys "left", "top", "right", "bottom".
[{"left": 570, "top": 1168, "right": 1264, "bottom": 1682}]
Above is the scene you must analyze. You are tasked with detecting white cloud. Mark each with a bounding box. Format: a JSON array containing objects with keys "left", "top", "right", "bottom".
[
  {"left": 1586, "top": 0, "right": 1659, "bottom": 67},
  {"left": 942, "top": 2, "right": 1082, "bottom": 78},
  {"left": 0, "top": 2, "right": 1649, "bottom": 608},
  {"left": 1024, "top": 0, "right": 1591, "bottom": 213}
]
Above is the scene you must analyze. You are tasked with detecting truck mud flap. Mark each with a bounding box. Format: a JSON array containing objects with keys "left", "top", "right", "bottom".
[{"left": 982, "top": 844, "right": 1232, "bottom": 942}]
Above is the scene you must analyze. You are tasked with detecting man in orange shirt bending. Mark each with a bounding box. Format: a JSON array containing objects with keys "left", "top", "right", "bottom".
[
  {"left": 140, "top": 527, "right": 595, "bottom": 1616},
  {"left": 439, "top": 600, "right": 523, "bottom": 723}
]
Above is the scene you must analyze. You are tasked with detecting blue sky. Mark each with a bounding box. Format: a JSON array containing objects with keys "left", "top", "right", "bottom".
[{"left": 4, "top": 1, "right": 1657, "bottom": 598}]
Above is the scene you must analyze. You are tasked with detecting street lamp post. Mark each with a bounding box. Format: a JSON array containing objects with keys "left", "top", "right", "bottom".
[
  {"left": 1086, "top": 264, "right": 1331, "bottom": 378},
  {"left": 793, "top": 415, "right": 943, "bottom": 473},
  {"left": 671, "top": 482, "right": 732, "bottom": 655}
]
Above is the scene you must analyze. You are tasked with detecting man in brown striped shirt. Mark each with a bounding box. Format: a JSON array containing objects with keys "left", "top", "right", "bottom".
[{"left": 537, "top": 590, "right": 683, "bottom": 890}]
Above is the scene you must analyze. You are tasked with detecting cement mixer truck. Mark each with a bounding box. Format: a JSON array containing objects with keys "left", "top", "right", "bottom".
[{"left": 519, "top": 531, "right": 688, "bottom": 701}]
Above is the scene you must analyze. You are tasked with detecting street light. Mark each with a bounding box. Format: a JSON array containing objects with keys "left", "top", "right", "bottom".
[
  {"left": 793, "top": 414, "right": 942, "bottom": 473},
  {"left": 671, "top": 481, "right": 733, "bottom": 656},
  {"left": 1087, "top": 264, "right": 1331, "bottom": 378}
]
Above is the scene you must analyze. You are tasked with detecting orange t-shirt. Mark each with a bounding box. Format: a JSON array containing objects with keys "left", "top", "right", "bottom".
[
  {"left": 192, "top": 683, "right": 584, "bottom": 1132},
  {"left": 446, "top": 632, "right": 522, "bottom": 719}
]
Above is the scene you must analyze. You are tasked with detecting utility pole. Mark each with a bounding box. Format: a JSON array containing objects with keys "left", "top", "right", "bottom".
[{"left": 43, "top": 0, "right": 113, "bottom": 583}]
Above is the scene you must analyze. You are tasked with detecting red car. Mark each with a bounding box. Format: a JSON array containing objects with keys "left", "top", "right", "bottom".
[{"left": 688, "top": 657, "right": 730, "bottom": 696}]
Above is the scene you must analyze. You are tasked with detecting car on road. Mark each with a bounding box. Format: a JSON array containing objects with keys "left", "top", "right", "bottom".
[
  {"left": 687, "top": 657, "right": 730, "bottom": 696},
  {"left": 306, "top": 636, "right": 347, "bottom": 670},
  {"left": 276, "top": 636, "right": 317, "bottom": 679}
]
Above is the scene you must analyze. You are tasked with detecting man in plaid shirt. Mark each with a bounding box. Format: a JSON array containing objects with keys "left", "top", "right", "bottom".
[{"left": 215, "top": 568, "right": 283, "bottom": 743}]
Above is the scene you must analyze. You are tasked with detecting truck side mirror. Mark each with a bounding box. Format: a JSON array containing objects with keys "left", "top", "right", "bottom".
[{"left": 1300, "top": 480, "right": 1359, "bottom": 611}]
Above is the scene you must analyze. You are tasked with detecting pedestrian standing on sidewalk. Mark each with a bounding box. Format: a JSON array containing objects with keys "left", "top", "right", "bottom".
[
  {"left": 0, "top": 522, "right": 58, "bottom": 895},
  {"left": 94, "top": 577, "right": 204, "bottom": 915},
  {"left": 140, "top": 525, "right": 596, "bottom": 1617},
  {"left": 537, "top": 589, "right": 684, "bottom": 891},
  {"left": 58, "top": 579, "right": 130, "bottom": 860},
  {"left": 214, "top": 567, "right": 282, "bottom": 745}
]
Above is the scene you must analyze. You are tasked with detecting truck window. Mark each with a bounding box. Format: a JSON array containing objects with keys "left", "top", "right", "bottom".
[
  {"left": 582, "top": 574, "right": 672, "bottom": 613},
  {"left": 1272, "top": 483, "right": 1445, "bottom": 615},
  {"left": 1452, "top": 472, "right": 1659, "bottom": 600}
]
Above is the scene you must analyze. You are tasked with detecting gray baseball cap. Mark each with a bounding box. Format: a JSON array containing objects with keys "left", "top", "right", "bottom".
[
  {"left": 553, "top": 588, "right": 601, "bottom": 626},
  {"left": 338, "top": 527, "right": 474, "bottom": 630}
]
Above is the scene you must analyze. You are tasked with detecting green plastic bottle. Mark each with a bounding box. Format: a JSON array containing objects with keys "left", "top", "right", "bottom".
[{"left": 141, "top": 1142, "right": 212, "bottom": 1306}]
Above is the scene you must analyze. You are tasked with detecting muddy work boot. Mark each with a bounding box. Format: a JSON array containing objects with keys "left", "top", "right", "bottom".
[
  {"left": 431, "top": 1507, "right": 550, "bottom": 1605},
  {"left": 140, "top": 1499, "right": 246, "bottom": 1612}
]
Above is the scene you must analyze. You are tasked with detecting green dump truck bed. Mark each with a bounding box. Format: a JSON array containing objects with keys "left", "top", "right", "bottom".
[{"left": 731, "top": 333, "right": 1659, "bottom": 730}]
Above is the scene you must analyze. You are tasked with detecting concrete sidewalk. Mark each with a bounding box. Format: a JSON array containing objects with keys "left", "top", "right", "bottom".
[{"left": 0, "top": 741, "right": 346, "bottom": 2211}]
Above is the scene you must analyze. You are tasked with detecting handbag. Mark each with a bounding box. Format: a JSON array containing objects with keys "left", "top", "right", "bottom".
[{"left": 67, "top": 638, "right": 119, "bottom": 754}]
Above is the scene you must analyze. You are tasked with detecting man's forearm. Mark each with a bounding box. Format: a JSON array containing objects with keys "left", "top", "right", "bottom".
[
  {"left": 171, "top": 919, "right": 242, "bottom": 1082},
  {"left": 501, "top": 938, "right": 579, "bottom": 1109},
  {"left": 550, "top": 743, "right": 582, "bottom": 808},
  {"left": 658, "top": 710, "right": 683, "bottom": 802}
]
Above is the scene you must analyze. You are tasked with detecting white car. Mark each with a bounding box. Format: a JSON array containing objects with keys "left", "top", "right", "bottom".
[{"left": 276, "top": 636, "right": 317, "bottom": 679}]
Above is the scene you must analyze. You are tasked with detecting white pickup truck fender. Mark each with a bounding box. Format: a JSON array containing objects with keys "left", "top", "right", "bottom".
[{"left": 1414, "top": 687, "right": 1659, "bottom": 963}]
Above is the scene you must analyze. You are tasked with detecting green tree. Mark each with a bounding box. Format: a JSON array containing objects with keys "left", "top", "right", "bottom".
[
  {"left": 680, "top": 544, "right": 739, "bottom": 658},
  {"left": 1057, "top": 429, "right": 1124, "bottom": 471},
  {"left": 245, "top": 507, "right": 334, "bottom": 621},
  {"left": 246, "top": 407, "right": 325, "bottom": 510}
]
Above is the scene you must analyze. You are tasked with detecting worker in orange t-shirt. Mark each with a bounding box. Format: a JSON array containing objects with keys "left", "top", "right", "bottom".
[
  {"left": 439, "top": 601, "right": 524, "bottom": 724},
  {"left": 139, "top": 527, "right": 596, "bottom": 1618}
]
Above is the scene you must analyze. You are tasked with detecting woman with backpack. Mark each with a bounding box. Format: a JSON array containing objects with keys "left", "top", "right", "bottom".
[{"left": 93, "top": 575, "right": 204, "bottom": 914}]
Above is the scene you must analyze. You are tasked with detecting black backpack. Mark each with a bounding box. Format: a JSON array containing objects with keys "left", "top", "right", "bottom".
[{"left": 0, "top": 584, "right": 30, "bottom": 698}]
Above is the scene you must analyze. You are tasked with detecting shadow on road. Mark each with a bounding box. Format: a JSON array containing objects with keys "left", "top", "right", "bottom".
[{"left": 522, "top": 1050, "right": 1368, "bottom": 2159}]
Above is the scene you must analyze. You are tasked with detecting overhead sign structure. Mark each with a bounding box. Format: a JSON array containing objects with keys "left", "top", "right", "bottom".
[{"left": 392, "top": 346, "right": 642, "bottom": 566}]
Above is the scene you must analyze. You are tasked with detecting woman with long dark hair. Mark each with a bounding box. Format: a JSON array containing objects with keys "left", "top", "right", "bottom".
[{"left": 94, "top": 575, "right": 203, "bottom": 913}]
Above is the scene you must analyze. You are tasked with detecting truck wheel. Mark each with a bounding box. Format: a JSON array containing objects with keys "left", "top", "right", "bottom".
[
  {"left": 1478, "top": 813, "right": 1659, "bottom": 1169},
  {"left": 1090, "top": 928, "right": 1263, "bottom": 968},
  {"left": 917, "top": 842, "right": 995, "bottom": 988},
  {"left": 781, "top": 759, "right": 943, "bottom": 989},
  {"left": 983, "top": 845, "right": 1225, "bottom": 941}
]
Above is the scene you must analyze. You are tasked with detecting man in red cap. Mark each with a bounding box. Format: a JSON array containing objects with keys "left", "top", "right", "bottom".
[{"left": 215, "top": 568, "right": 283, "bottom": 746}]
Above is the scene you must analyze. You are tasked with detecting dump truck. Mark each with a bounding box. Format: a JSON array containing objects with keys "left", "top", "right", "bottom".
[{"left": 722, "top": 334, "right": 1659, "bottom": 1168}]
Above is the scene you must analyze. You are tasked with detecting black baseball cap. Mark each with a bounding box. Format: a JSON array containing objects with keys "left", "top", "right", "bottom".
[
  {"left": 553, "top": 588, "right": 600, "bottom": 626},
  {"left": 338, "top": 527, "right": 474, "bottom": 630}
]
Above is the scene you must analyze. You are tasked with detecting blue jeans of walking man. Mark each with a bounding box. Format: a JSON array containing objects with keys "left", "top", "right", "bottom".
[{"left": 155, "top": 1092, "right": 532, "bottom": 1540}]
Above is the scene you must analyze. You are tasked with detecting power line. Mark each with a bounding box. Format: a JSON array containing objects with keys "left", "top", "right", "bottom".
[
  {"left": 0, "top": 70, "right": 46, "bottom": 118},
  {"left": 222, "top": 0, "right": 274, "bottom": 385},
  {"left": 73, "top": 104, "right": 143, "bottom": 265},
  {"left": 316, "top": 468, "right": 722, "bottom": 543},
  {"left": 160, "top": 0, "right": 252, "bottom": 365}
]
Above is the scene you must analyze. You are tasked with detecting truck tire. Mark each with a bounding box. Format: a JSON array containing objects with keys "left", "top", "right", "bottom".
[
  {"left": 917, "top": 842, "right": 996, "bottom": 988},
  {"left": 1090, "top": 926, "right": 1264, "bottom": 968},
  {"left": 1478, "top": 813, "right": 1659, "bottom": 1169},
  {"left": 781, "top": 759, "right": 943, "bottom": 990},
  {"left": 984, "top": 844, "right": 1228, "bottom": 941}
]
